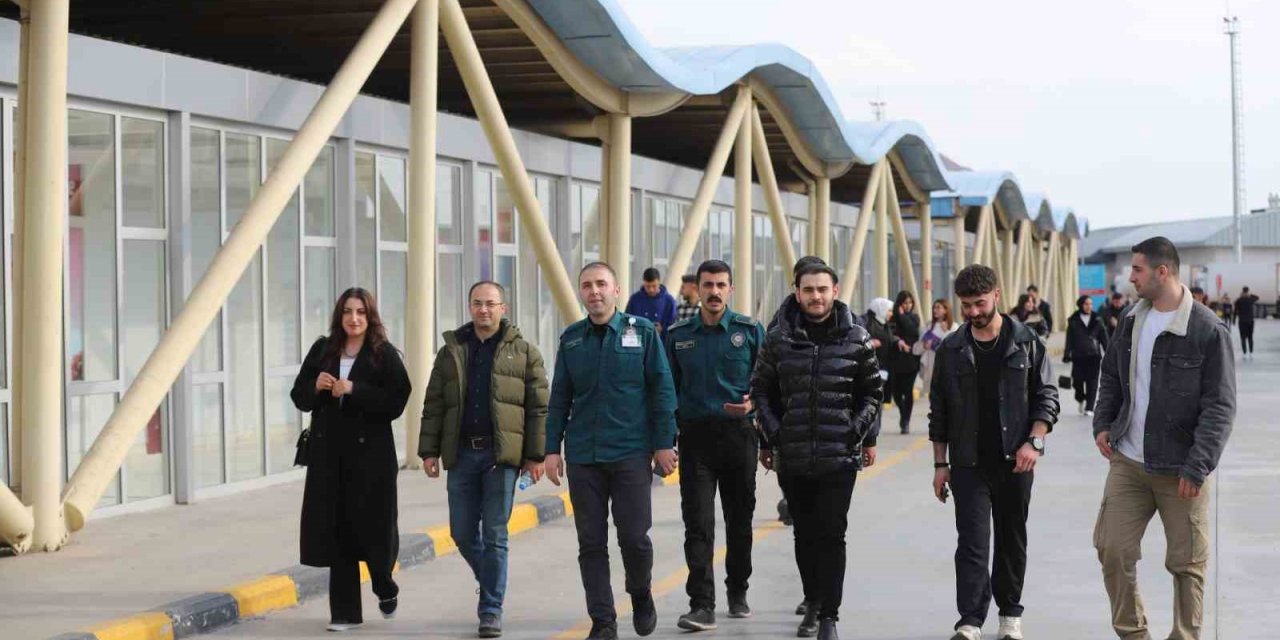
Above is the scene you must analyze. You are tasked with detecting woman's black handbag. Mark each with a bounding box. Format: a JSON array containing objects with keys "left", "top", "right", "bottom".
[
  {"left": 1058, "top": 375, "right": 1072, "bottom": 389},
  {"left": 294, "top": 428, "right": 311, "bottom": 467}
]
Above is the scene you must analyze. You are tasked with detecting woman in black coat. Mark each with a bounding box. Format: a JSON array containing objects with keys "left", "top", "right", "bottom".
[
  {"left": 291, "top": 287, "right": 412, "bottom": 631},
  {"left": 1063, "top": 295, "right": 1108, "bottom": 416},
  {"left": 887, "top": 290, "right": 922, "bottom": 434}
]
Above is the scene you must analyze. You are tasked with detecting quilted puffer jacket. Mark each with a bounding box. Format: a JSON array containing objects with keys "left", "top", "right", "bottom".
[{"left": 750, "top": 296, "right": 884, "bottom": 477}]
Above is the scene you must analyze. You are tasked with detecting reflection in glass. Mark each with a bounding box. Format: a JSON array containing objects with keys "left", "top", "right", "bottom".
[
  {"left": 380, "top": 251, "right": 407, "bottom": 347},
  {"left": 121, "top": 117, "right": 165, "bottom": 228},
  {"left": 193, "top": 383, "right": 225, "bottom": 489},
  {"left": 437, "top": 165, "right": 462, "bottom": 245},
  {"left": 190, "top": 127, "right": 223, "bottom": 373},
  {"left": 227, "top": 256, "right": 264, "bottom": 482},
  {"left": 67, "top": 394, "right": 120, "bottom": 507},
  {"left": 67, "top": 110, "right": 118, "bottom": 383},
  {"left": 305, "top": 247, "right": 336, "bottom": 343},
  {"left": 378, "top": 156, "right": 407, "bottom": 242},
  {"left": 304, "top": 146, "right": 335, "bottom": 237},
  {"left": 355, "top": 153, "right": 377, "bottom": 290},
  {"left": 266, "top": 376, "right": 301, "bottom": 474},
  {"left": 267, "top": 139, "right": 301, "bottom": 368},
  {"left": 438, "top": 253, "right": 463, "bottom": 334},
  {"left": 122, "top": 240, "right": 169, "bottom": 501}
]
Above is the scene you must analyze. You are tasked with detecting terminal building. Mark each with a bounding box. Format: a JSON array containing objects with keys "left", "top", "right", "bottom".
[{"left": 0, "top": 0, "right": 1083, "bottom": 552}]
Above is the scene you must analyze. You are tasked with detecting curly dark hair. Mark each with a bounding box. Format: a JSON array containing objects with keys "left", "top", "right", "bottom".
[{"left": 954, "top": 264, "right": 999, "bottom": 298}]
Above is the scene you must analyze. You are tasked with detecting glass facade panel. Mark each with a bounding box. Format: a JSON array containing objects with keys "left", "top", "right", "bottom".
[
  {"left": 1, "top": 407, "right": 8, "bottom": 485},
  {"left": 380, "top": 250, "right": 407, "bottom": 348},
  {"left": 438, "top": 252, "right": 464, "bottom": 334},
  {"left": 122, "top": 239, "right": 169, "bottom": 501},
  {"left": 355, "top": 152, "right": 377, "bottom": 290},
  {"left": 475, "top": 170, "right": 493, "bottom": 281},
  {"left": 305, "top": 247, "right": 336, "bottom": 343},
  {"left": 437, "top": 165, "right": 462, "bottom": 244},
  {"left": 304, "top": 146, "right": 335, "bottom": 237},
  {"left": 193, "top": 383, "right": 225, "bottom": 489},
  {"left": 224, "top": 133, "right": 260, "bottom": 228},
  {"left": 190, "top": 127, "right": 222, "bottom": 373},
  {"left": 378, "top": 156, "right": 407, "bottom": 243},
  {"left": 227, "top": 255, "right": 264, "bottom": 482},
  {"left": 67, "top": 393, "right": 120, "bottom": 507},
  {"left": 121, "top": 117, "right": 165, "bottom": 228},
  {"left": 266, "top": 376, "right": 301, "bottom": 475},
  {"left": 68, "top": 110, "right": 118, "bottom": 383},
  {"left": 266, "top": 139, "right": 301, "bottom": 368}
]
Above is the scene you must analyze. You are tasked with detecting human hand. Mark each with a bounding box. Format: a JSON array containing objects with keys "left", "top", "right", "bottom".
[
  {"left": 933, "top": 467, "right": 951, "bottom": 503},
  {"left": 1178, "top": 477, "right": 1201, "bottom": 500},
  {"left": 545, "top": 454, "right": 564, "bottom": 486},
  {"left": 1095, "top": 431, "right": 1113, "bottom": 460},
  {"left": 862, "top": 446, "right": 877, "bottom": 467},
  {"left": 523, "top": 460, "right": 545, "bottom": 484},
  {"left": 330, "top": 378, "right": 353, "bottom": 398},
  {"left": 1013, "top": 442, "right": 1040, "bottom": 473},
  {"left": 653, "top": 449, "right": 678, "bottom": 477},
  {"left": 316, "top": 372, "right": 336, "bottom": 393},
  {"left": 759, "top": 449, "right": 774, "bottom": 471},
  {"left": 870, "top": 339, "right": 882, "bottom": 349},
  {"left": 723, "top": 395, "right": 753, "bottom": 417},
  {"left": 422, "top": 457, "right": 440, "bottom": 478}
]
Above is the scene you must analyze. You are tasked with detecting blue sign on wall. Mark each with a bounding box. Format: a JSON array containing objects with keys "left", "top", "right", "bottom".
[{"left": 1079, "top": 264, "right": 1108, "bottom": 309}]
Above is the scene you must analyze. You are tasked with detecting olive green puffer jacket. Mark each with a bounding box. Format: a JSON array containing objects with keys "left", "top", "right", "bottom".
[{"left": 418, "top": 320, "right": 549, "bottom": 470}]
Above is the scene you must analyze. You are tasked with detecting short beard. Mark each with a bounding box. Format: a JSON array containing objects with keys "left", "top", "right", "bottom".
[
  {"left": 803, "top": 305, "right": 831, "bottom": 324},
  {"left": 970, "top": 307, "right": 997, "bottom": 329}
]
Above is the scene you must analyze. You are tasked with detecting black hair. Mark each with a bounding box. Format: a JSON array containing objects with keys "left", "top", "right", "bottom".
[
  {"left": 642, "top": 267, "right": 661, "bottom": 282},
  {"left": 1111, "top": 292, "right": 1125, "bottom": 300},
  {"left": 792, "top": 255, "right": 827, "bottom": 277},
  {"left": 1026, "top": 284, "right": 1039, "bottom": 293},
  {"left": 681, "top": 274, "right": 698, "bottom": 285},
  {"left": 468, "top": 280, "right": 506, "bottom": 302},
  {"left": 695, "top": 259, "right": 733, "bottom": 285},
  {"left": 894, "top": 290, "right": 916, "bottom": 313},
  {"left": 1243, "top": 286, "right": 1250, "bottom": 294},
  {"left": 580, "top": 261, "right": 618, "bottom": 282},
  {"left": 954, "top": 264, "right": 999, "bottom": 298},
  {"left": 1076, "top": 294, "right": 1091, "bottom": 310},
  {"left": 1190, "top": 286, "right": 1205, "bottom": 295},
  {"left": 1131, "top": 236, "right": 1181, "bottom": 274},
  {"left": 794, "top": 263, "right": 839, "bottom": 288}
]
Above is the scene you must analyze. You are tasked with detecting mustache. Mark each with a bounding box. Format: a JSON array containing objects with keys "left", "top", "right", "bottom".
[{"left": 706, "top": 295, "right": 723, "bottom": 303}]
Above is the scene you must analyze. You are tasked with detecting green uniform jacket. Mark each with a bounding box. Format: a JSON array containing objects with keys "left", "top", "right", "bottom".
[
  {"left": 546, "top": 311, "right": 678, "bottom": 464},
  {"left": 665, "top": 309, "right": 766, "bottom": 422},
  {"left": 418, "top": 320, "right": 549, "bottom": 470}
]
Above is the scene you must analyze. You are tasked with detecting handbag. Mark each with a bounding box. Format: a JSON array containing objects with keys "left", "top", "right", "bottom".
[
  {"left": 1058, "top": 375, "right": 1072, "bottom": 390},
  {"left": 294, "top": 428, "right": 311, "bottom": 467}
]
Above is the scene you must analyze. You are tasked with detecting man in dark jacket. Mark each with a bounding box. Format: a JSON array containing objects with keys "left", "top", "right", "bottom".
[
  {"left": 1235, "top": 286, "right": 1260, "bottom": 358},
  {"left": 1064, "top": 294, "right": 1109, "bottom": 416},
  {"left": 625, "top": 267, "right": 679, "bottom": 333},
  {"left": 1101, "top": 292, "right": 1131, "bottom": 342},
  {"left": 419, "top": 281, "right": 548, "bottom": 638},
  {"left": 929, "top": 264, "right": 1059, "bottom": 640},
  {"left": 1027, "top": 284, "right": 1053, "bottom": 333},
  {"left": 751, "top": 262, "right": 883, "bottom": 640},
  {"left": 1093, "top": 237, "right": 1235, "bottom": 640}
]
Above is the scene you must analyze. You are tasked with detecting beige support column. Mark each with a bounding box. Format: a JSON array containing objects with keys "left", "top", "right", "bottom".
[
  {"left": 1011, "top": 220, "right": 1030, "bottom": 296},
  {"left": 606, "top": 114, "right": 632, "bottom": 291},
  {"left": 951, "top": 210, "right": 967, "bottom": 310},
  {"left": 439, "top": 0, "right": 579, "bottom": 320},
  {"left": 837, "top": 160, "right": 886, "bottom": 305},
  {"left": 732, "top": 102, "right": 753, "bottom": 313},
  {"left": 1041, "top": 232, "right": 1059, "bottom": 317},
  {"left": 19, "top": 0, "right": 70, "bottom": 551},
  {"left": 665, "top": 85, "right": 752, "bottom": 291},
  {"left": 920, "top": 200, "right": 933, "bottom": 305},
  {"left": 10, "top": 3, "right": 30, "bottom": 492},
  {"left": 1001, "top": 228, "right": 1014, "bottom": 292},
  {"left": 403, "top": 0, "right": 439, "bottom": 471},
  {"left": 874, "top": 171, "right": 889, "bottom": 299},
  {"left": 972, "top": 205, "right": 992, "bottom": 266},
  {"left": 883, "top": 168, "right": 921, "bottom": 309},
  {"left": 813, "top": 178, "right": 831, "bottom": 261},
  {"left": 749, "top": 104, "right": 797, "bottom": 273},
  {"left": 62, "top": 0, "right": 421, "bottom": 530},
  {"left": 0, "top": 486, "right": 31, "bottom": 552},
  {"left": 598, "top": 141, "right": 611, "bottom": 265}
]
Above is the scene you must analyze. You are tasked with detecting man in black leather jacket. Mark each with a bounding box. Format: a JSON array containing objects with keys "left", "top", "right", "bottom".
[
  {"left": 928, "top": 265, "right": 1059, "bottom": 640},
  {"left": 751, "top": 262, "right": 882, "bottom": 640}
]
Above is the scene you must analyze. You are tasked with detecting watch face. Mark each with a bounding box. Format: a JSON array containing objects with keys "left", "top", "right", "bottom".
[{"left": 1031, "top": 437, "right": 1045, "bottom": 451}]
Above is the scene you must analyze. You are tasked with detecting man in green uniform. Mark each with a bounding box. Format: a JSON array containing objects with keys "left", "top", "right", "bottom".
[
  {"left": 545, "top": 261, "right": 679, "bottom": 640},
  {"left": 665, "top": 260, "right": 766, "bottom": 632}
]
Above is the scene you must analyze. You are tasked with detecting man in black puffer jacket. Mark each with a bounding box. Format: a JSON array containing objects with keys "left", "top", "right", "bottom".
[{"left": 751, "top": 262, "right": 883, "bottom": 640}]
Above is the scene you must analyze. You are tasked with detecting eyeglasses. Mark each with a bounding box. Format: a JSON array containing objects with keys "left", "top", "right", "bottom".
[{"left": 470, "top": 301, "right": 504, "bottom": 310}]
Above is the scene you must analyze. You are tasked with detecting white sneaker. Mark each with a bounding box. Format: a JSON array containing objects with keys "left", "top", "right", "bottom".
[
  {"left": 327, "top": 621, "right": 362, "bottom": 632},
  {"left": 1084, "top": 409, "right": 1094, "bottom": 417},
  {"left": 1078, "top": 400, "right": 1087, "bottom": 414},
  {"left": 951, "top": 625, "right": 982, "bottom": 640},
  {"left": 997, "top": 616, "right": 1023, "bottom": 640}
]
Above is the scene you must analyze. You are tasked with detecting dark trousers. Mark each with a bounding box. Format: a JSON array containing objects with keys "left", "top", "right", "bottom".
[
  {"left": 950, "top": 463, "right": 1033, "bottom": 629},
  {"left": 329, "top": 478, "right": 398, "bottom": 624},
  {"left": 568, "top": 455, "right": 654, "bottom": 627},
  {"left": 1072, "top": 356, "right": 1101, "bottom": 411},
  {"left": 678, "top": 418, "right": 758, "bottom": 610},
  {"left": 890, "top": 371, "right": 918, "bottom": 428},
  {"left": 1239, "top": 321, "right": 1254, "bottom": 354},
  {"left": 778, "top": 470, "right": 857, "bottom": 620}
]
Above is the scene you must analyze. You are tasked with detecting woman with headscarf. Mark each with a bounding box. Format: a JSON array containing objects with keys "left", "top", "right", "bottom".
[{"left": 864, "top": 297, "right": 895, "bottom": 436}]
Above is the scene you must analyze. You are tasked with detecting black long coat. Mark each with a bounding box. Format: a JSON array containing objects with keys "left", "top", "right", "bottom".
[
  {"left": 291, "top": 337, "right": 411, "bottom": 570},
  {"left": 888, "top": 310, "right": 922, "bottom": 374}
]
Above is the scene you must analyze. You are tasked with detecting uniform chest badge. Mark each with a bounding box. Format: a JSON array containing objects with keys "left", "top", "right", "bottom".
[{"left": 731, "top": 332, "right": 746, "bottom": 347}]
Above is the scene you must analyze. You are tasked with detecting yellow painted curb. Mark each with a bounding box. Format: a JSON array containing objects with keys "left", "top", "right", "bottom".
[
  {"left": 660, "top": 470, "right": 680, "bottom": 486},
  {"left": 507, "top": 503, "right": 540, "bottom": 535},
  {"left": 425, "top": 524, "right": 457, "bottom": 556},
  {"left": 228, "top": 575, "right": 298, "bottom": 618},
  {"left": 559, "top": 491, "right": 574, "bottom": 517},
  {"left": 88, "top": 612, "right": 174, "bottom": 640}
]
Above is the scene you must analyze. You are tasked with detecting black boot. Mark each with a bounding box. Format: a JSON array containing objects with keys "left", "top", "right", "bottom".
[
  {"left": 727, "top": 591, "right": 751, "bottom": 619},
  {"left": 795, "top": 600, "right": 810, "bottom": 616},
  {"left": 817, "top": 618, "right": 839, "bottom": 640},
  {"left": 797, "top": 608, "right": 819, "bottom": 637},
  {"left": 585, "top": 622, "right": 617, "bottom": 640}
]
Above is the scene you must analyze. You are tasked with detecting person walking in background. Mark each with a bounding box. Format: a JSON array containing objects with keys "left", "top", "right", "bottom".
[
  {"left": 546, "top": 262, "right": 678, "bottom": 640},
  {"left": 1012, "top": 294, "right": 1049, "bottom": 338},
  {"left": 626, "top": 267, "right": 679, "bottom": 333},
  {"left": 1064, "top": 295, "right": 1108, "bottom": 417},
  {"left": 929, "top": 265, "right": 1059, "bottom": 640},
  {"left": 1026, "top": 285, "right": 1053, "bottom": 333},
  {"left": 864, "top": 298, "right": 894, "bottom": 440},
  {"left": 752, "top": 261, "right": 883, "bottom": 640},
  {"left": 1189, "top": 286, "right": 1209, "bottom": 307},
  {"left": 1235, "top": 286, "right": 1260, "bottom": 359},
  {"left": 916, "top": 299, "right": 958, "bottom": 400},
  {"left": 888, "top": 290, "right": 922, "bottom": 434},
  {"left": 676, "top": 273, "right": 701, "bottom": 322},
  {"left": 665, "top": 260, "right": 766, "bottom": 631},
  {"left": 1093, "top": 237, "right": 1235, "bottom": 640},
  {"left": 418, "top": 281, "right": 548, "bottom": 638},
  {"left": 1219, "top": 293, "right": 1234, "bottom": 327},
  {"left": 291, "top": 288, "right": 412, "bottom": 632},
  {"left": 1101, "top": 292, "right": 1131, "bottom": 342}
]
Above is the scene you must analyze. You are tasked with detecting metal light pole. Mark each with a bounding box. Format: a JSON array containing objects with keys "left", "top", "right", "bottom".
[{"left": 1225, "top": 16, "right": 1245, "bottom": 264}]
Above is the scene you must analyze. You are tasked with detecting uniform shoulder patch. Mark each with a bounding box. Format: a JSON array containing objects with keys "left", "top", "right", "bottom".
[
  {"left": 668, "top": 318, "right": 693, "bottom": 332},
  {"left": 731, "top": 314, "right": 756, "bottom": 326}
]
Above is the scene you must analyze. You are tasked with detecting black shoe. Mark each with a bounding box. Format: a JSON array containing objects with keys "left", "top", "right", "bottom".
[
  {"left": 795, "top": 600, "right": 810, "bottom": 616},
  {"left": 817, "top": 618, "right": 839, "bottom": 640},
  {"left": 797, "top": 609, "right": 820, "bottom": 637},
  {"left": 479, "top": 613, "right": 503, "bottom": 638},
  {"left": 586, "top": 622, "right": 618, "bottom": 640},
  {"left": 900, "top": 425, "right": 910, "bottom": 435},
  {"left": 727, "top": 592, "right": 751, "bottom": 619},
  {"left": 378, "top": 596, "right": 398, "bottom": 620},
  {"left": 632, "top": 593, "right": 657, "bottom": 637},
  {"left": 677, "top": 608, "right": 717, "bottom": 631},
  {"left": 778, "top": 499, "right": 793, "bottom": 526}
]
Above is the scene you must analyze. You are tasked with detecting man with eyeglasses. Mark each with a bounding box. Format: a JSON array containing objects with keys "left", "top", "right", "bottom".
[{"left": 419, "top": 281, "right": 549, "bottom": 638}]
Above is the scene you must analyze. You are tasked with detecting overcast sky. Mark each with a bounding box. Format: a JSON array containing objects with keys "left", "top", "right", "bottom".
[{"left": 616, "top": 0, "right": 1280, "bottom": 230}]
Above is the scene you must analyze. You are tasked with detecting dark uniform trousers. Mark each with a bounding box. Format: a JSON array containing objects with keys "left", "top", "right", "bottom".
[
  {"left": 678, "top": 417, "right": 758, "bottom": 609},
  {"left": 951, "top": 462, "right": 1033, "bottom": 629}
]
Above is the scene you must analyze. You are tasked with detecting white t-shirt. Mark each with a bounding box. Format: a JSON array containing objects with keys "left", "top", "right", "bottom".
[
  {"left": 339, "top": 356, "right": 356, "bottom": 381},
  {"left": 1117, "top": 308, "right": 1177, "bottom": 462}
]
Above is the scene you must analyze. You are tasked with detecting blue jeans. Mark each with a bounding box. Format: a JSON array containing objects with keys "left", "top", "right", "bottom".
[{"left": 447, "top": 447, "right": 518, "bottom": 616}]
